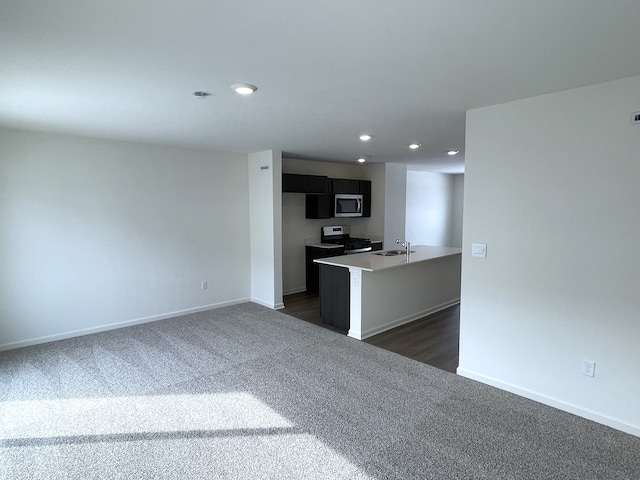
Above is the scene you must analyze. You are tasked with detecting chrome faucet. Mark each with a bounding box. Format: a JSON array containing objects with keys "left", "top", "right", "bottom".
[{"left": 396, "top": 239, "right": 411, "bottom": 259}]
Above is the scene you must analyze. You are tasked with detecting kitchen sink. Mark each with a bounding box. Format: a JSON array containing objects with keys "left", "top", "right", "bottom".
[{"left": 372, "top": 249, "right": 415, "bottom": 256}]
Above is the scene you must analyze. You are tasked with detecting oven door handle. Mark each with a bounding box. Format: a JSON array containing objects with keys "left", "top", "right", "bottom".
[{"left": 347, "top": 246, "right": 372, "bottom": 254}]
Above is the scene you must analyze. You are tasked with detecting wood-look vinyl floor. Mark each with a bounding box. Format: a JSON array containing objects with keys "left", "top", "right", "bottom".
[{"left": 281, "top": 291, "right": 460, "bottom": 373}]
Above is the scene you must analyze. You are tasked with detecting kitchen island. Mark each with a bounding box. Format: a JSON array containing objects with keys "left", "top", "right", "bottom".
[{"left": 314, "top": 245, "right": 462, "bottom": 340}]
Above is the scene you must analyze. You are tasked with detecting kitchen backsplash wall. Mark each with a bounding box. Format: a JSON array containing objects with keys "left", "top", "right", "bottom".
[{"left": 282, "top": 158, "right": 384, "bottom": 294}]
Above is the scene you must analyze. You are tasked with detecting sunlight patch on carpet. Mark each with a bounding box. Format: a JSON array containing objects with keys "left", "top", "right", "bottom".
[
  {"left": 0, "top": 392, "right": 292, "bottom": 438},
  {"left": 1, "top": 391, "right": 376, "bottom": 479}
]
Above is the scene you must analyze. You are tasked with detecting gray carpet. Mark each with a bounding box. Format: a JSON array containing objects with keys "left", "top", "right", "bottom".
[{"left": 1, "top": 303, "right": 638, "bottom": 479}]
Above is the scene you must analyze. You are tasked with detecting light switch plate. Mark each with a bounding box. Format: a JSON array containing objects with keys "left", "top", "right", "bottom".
[{"left": 471, "top": 243, "right": 487, "bottom": 258}]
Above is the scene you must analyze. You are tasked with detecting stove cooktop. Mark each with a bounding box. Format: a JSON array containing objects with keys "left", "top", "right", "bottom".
[{"left": 321, "top": 226, "right": 371, "bottom": 251}]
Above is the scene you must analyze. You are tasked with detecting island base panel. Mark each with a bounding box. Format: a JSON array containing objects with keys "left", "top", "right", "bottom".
[{"left": 319, "top": 264, "right": 350, "bottom": 332}]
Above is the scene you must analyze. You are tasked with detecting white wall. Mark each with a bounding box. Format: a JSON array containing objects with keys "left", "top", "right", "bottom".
[
  {"left": 281, "top": 158, "right": 384, "bottom": 294},
  {"left": 459, "top": 75, "right": 640, "bottom": 436},
  {"left": 405, "top": 171, "right": 452, "bottom": 246},
  {"left": 451, "top": 174, "right": 464, "bottom": 248},
  {"left": 0, "top": 128, "right": 251, "bottom": 350},
  {"left": 405, "top": 170, "right": 463, "bottom": 247},
  {"left": 382, "top": 163, "right": 407, "bottom": 249},
  {"left": 249, "top": 150, "right": 283, "bottom": 309}
]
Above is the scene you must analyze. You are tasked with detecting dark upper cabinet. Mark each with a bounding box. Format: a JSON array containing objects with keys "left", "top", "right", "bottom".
[
  {"left": 359, "top": 180, "right": 372, "bottom": 217},
  {"left": 305, "top": 194, "right": 332, "bottom": 219},
  {"left": 331, "top": 178, "right": 361, "bottom": 194},
  {"left": 284, "top": 173, "right": 372, "bottom": 218},
  {"left": 283, "top": 174, "right": 329, "bottom": 194}
]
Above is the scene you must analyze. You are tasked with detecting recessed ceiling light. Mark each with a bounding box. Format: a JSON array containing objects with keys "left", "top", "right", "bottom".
[
  {"left": 447, "top": 150, "right": 459, "bottom": 156},
  {"left": 193, "top": 91, "right": 211, "bottom": 98},
  {"left": 231, "top": 83, "right": 258, "bottom": 95},
  {"left": 359, "top": 134, "right": 371, "bottom": 141},
  {"left": 357, "top": 157, "right": 367, "bottom": 163},
  {"left": 409, "top": 143, "right": 421, "bottom": 149}
]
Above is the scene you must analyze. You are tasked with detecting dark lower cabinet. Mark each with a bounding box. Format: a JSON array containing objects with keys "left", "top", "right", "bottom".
[
  {"left": 319, "top": 264, "right": 350, "bottom": 332},
  {"left": 305, "top": 246, "right": 345, "bottom": 292}
]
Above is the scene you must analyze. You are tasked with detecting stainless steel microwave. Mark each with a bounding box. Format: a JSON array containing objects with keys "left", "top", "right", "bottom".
[{"left": 334, "top": 194, "right": 363, "bottom": 217}]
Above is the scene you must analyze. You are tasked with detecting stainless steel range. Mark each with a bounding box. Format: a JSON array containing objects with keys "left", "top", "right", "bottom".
[{"left": 321, "top": 225, "right": 372, "bottom": 254}]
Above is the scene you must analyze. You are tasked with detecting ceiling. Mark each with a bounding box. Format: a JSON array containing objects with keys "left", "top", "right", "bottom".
[{"left": 2, "top": 1, "right": 640, "bottom": 174}]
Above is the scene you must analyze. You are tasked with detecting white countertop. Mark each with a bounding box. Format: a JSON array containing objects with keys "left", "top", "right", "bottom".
[
  {"left": 306, "top": 239, "right": 383, "bottom": 249},
  {"left": 306, "top": 243, "right": 345, "bottom": 249},
  {"left": 314, "top": 245, "right": 462, "bottom": 272},
  {"left": 305, "top": 238, "right": 382, "bottom": 248}
]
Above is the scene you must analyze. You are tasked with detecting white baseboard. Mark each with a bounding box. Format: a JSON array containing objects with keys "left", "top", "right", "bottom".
[
  {"left": 457, "top": 368, "right": 640, "bottom": 438},
  {"left": 0, "top": 297, "right": 251, "bottom": 352},
  {"left": 251, "top": 297, "right": 285, "bottom": 310},
  {"left": 356, "top": 299, "right": 460, "bottom": 340}
]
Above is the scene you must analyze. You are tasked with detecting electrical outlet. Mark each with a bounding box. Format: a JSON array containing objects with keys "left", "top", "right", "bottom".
[
  {"left": 581, "top": 359, "right": 596, "bottom": 377},
  {"left": 632, "top": 111, "right": 640, "bottom": 124},
  {"left": 201, "top": 281, "right": 208, "bottom": 290}
]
